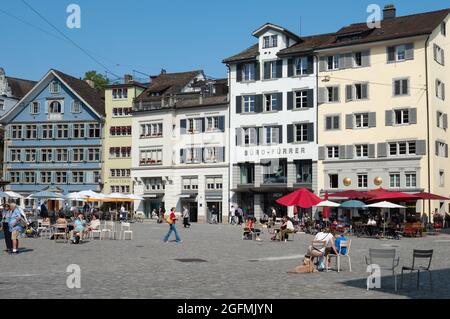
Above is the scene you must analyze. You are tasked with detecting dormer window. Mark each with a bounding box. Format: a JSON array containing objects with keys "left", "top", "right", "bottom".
[
  {"left": 263, "top": 35, "right": 278, "bottom": 48},
  {"left": 49, "top": 101, "right": 62, "bottom": 114},
  {"left": 50, "top": 81, "right": 59, "bottom": 94}
]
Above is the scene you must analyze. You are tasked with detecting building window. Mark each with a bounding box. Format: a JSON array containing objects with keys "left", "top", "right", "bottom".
[
  {"left": 56, "top": 172, "right": 68, "bottom": 184},
  {"left": 354, "top": 113, "right": 369, "bottom": 128},
  {"left": 263, "top": 35, "right": 278, "bottom": 48},
  {"left": 56, "top": 124, "right": 69, "bottom": 139},
  {"left": 295, "top": 57, "right": 308, "bottom": 75},
  {"left": 10, "top": 149, "right": 21, "bottom": 162},
  {"left": 49, "top": 101, "right": 62, "bottom": 113},
  {"left": 295, "top": 160, "right": 312, "bottom": 184},
  {"left": 42, "top": 125, "right": 53, "bottom": 139},
  {"left": 265, "top": 61, "right": 279, "bottom": 79},
  {"left": 327, "top": 86, "right": 339, "bottom": 102},
  {"left": 25, "top": 125, "right": 37, "bottom": 139},
  {"left": 141, "top": 123, "right": 163, "bottom": 137},
  {"left": 355, "top": 145, "right": 368, "bottom": 158},
  {"left": 264, "top": 126, "right": 280, "bottom": 145},
  {"left": 239, "top": 163, "right": 255, "bottom": 184},
  {"left": 110, "top": 126, "right": 132, "bottom": 136},
  {"left": 434, "top": 44, "right": 445, "bottom": 65},
  {"left": 394, "top": 109, "right": 410, "bottom": 125},
  {"left": 112, "top": 107, "right": 132, "bottom": 117},
  {"left": 389, "top": 141, "right": 416, "bottom": 156},
  {"left": 394, "top": 78, "right": 409, "bottom": 96},
  {"left": 24, "top": 149, "right": 36, "bottom": 162},
  {"left": 144, "top": 177, "right": 165, "bottom": 191},
  {"left": 262, "top": 159, "right": 287, "bottom": 184},
  {"left": 327, "top": 146, "right": 339, "bottom": 159},
  {"left": 24, "top": 172, "right": 35, "bottom": 184},
  {"left": 203, "top": 147, "right": 217, "bottom": 162},
  {"left": 329, "top": 174, "right": 338, "bottom": 189},
  {"left": 437, "top": 141, "right": 447, "bottom": 157},
  {"left": 73, "top": 124, "right": 85, "bottom": 138},
  {"left": 140, "top": 149, "right": 162, "bottom": 165},
  {"left": 436, "top": 80, "right": 445, "bottom": 100},
  {"left": 357, "top": 174, "right": 368, "bottom": 188},
  {"left": 72, "top": 172, "right": 84, "bottom": 184},
  {"left": 437, "top": 111, "right": 446, "bottom": 129},
  {"left": 40, "top": 172, "right": 52, "bottom": 184},
  {"left": 354, "top": 83, "right": 368, "bottom": 100},
  {"left": 206, "top": 117, "right": 219, "bottom": 132},
  {"left": 10, "top": 172, "right": 20, "bottom": 183},
  {"left": 242, "top": 63, "right": 255, "bottom": 82},
  {"left": 439, "top": 170, "right": 445, "bottom": 187},
  {"left": 41, "top": 149, "right": 53, "bottom": 162},
  {"left": 243, "top": 96, "right": 255, "bottom": 113},
  {"left": 442, "top": 22, "right": 447, "bottom": 36},
  {"left": 294, "top": 124, "right": 308, "bottom": 142},
  {"left": 71, "top": 101, "right": 81, "bottom": 113},
  {"left": 294, "top": 90, "right": 308, "bottom": 109},
  {"left": 87, "top": 148, "right": 101, "bottom": 161},
  {"left": 50, "top": 81, "right": 59, "bottom": 94},
  {"left": 56, "top": 149, "right": 68, "bottom": 162},
  {"left": 112, "top": 88, "right": 128, "bottom": 99},
  {"left": 88, "top": 124, "right": 101, "bottom": 138},
  {"left": 182, "top": 177, "right": 198, "bottom": 190},
  {"left": 327, "top": 55, "right": 339, "bottom": 70},
  {"left": 243, "top": 127, "right": 257, "bottom": 146},
  {"left": 390, "top": 173, "right": 401, "bottom": 188},
  {"left": 353, "top": 52, "right": 363, "bottom": 67},
  {"left": 73, "top": 149, "right": 84, "bottom": 162},
  {"left": 94, "top": 171, "right": 101, "bottom": 183},
  {"left": 264, "top": 94, "right": 278, "bottom": 112},
  {"left": 405, "top": 172, "right": 417, "bottom": 188},
  {"left": 30, "top": 102, "right": 40, "bottom": 114},
  {"left": 206, "top": 176, "right": 223, "bottom": 190},
  {"left": 325, "top": 115, "right": 340, "bottom": 130},
  {"left": 11, "top": 125, "right": 22, "bottom": 139},
  {"left": 110, "top": 169, "right": 131, "bottom": 177}
]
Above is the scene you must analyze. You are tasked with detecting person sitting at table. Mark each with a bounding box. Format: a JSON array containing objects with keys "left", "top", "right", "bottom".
[
  {"left": 280, "top": 217, "right": 295, "bottom": 241},
  {"left": 72, "top": 213, "right": 87, "bottom": 241},
  {"left": 86, "top": 214, "right": 100, "bottom": 236},
  {"left": 313, "top": 228, "right": 339, "bottom": 271},
  {"left": 56, "top": 213, "right": 67, "bottom": 225},
  {"left": 244, "top": 217, "right": 261, "bottom": 241},
  {"left": 334, "top": 233, "right": 348, "bottom": 255}
]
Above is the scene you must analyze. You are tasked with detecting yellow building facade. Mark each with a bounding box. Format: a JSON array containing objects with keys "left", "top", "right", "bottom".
[{"left": 103, "top": 80, "right": 146, "bottom": 194}]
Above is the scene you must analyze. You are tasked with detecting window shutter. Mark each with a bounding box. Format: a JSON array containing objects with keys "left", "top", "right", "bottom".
[
  {"left": 366, "top": 112, "right": 375, "bottom": 128},
  {"left": 196, "top": 118, "right": 204, "bottom": 132},
  {"left": 180, "top": 149, "right": 185, "bottom": 163},
  {"left": 325, "top": 117, "right": 332, "bottom": 130},
  {"left": 409, "top": 108, "right": 417, "bottom": 124},
  {"left": 287, "top": 125, "right": 294, "bottom": 143},
  {"left": 273, "top": 127, "right": 279, "bottom": 144},
  {"left": 235, "top": 128, "right": 242, "bottom": 146},
  {"left": 276, "top": 60, "right": 283, "bottom": 78},
  {"left": 196, "top": 148, "right": 203, "bottom": 161},
  {"left": 60, "top": 102, "right": 64, "bottom": 114},
  {"left": 385, "top": 110, "right": 394, "bottom": 126},
  {"left": 368, "top": 144, "right": 375, "bottom": 158},
  {"left": 264, "top": 62, "right": 270, "bottom": 79},
  {"left": 345, "top": 114, "right": 353, "bottom": 129},
  {"left": 278, "top": 125, "right": 283, "bottom": 143},
  {"left": 287, "top": 59, "right": 294, "bottom": 77},
  {"left": 318, "top": 147, "right": 325, "bottom": 161},
  {"left": 444, "top": 113, "right": 448, "bottom": 129},
  {"left": 254, "top": 62, "right": 260, "bottom": 81},
  {"left": 347, "top": 145, "right": 355, "bottom": 159},
  {"left": 255, "top": 95, "right": 263, "bottom": 113},
  {"left": 442, "top": 49, "right": 445, "bottom": 66},
  {"left": 362, "top": 50, "right": 370, "bottom": 67},
  {"left": 345, "top": 53, "right": 353, "bottom": 69},
  {"left": 387, "top": 46, "right": 396, "bottom": 62},
  {"left": 377, "top": 143, "right": 387, "bottom": 157},
  {"left": 287, "top": 92, "right": 293, "bottom": 110},
  {"left": 434, "top": 44, "right": 438, "bottom": 61},
  {"left": 276, "top": 92, "right": 283, "bottom": 111},
  {"left": 442, "top": 83, "right": 445, "bottom": 100},
  {"left": 339, "top": 54, "right": 346, "bottom": 69},
  {"left": 318, "top": 88, "right": 327, "bottom": 104},
  {"left": 436, "top": 141, "right": 440, "bottom": 156},
  {"left": 446, "top": 144, "right": 449, "bottom": 158},
  {"left": 45, "top": 102, "right": 48, "bottom": 114},
  {"left": 258, "top": 127, "right": 265, "bottom": 145},
  {"left": 218, "top": 147, "right": 225, "bottom": 162},
  {"left": 333, "top": 86, "right": 340, "bottom": 102},
  {"left": 307, "top": 89, "right": 314, "bottom": 108},
  {"left": 319, "top": 57, "right": 327, "bottom": 72},
  {"left": 236, "top": 64, "right": 242, "bottom": 82},
  {"left": 416, "top": 140, "right": 426, "bottom": 155},
  {"left": 307, "top": 123, "right": 314, "bottom": 142},
  {"left": 405, "top": 43, "right": 414, "bottom": 60},
  {"left": 339, "top": 145, "right": 346, "bottom": 159},
  {"left": 362, "top": 83, "right": 368, "bottom": 99},
  {"left": 180, "top": 119, "right": 186, "bottom": 134},
  {"left": 346, "top": 85, "right": 353, "bottom": 102},
  {"left": 436, "top": 80, "right": 439, "bottom": 98},
  {"left": 236, "top": 96, "right": 242, "bottom": 114},
  {"left": 250, "top": 128, "right": 257, "bottom": 145},
  {"left": 307, "top": 56, "right": 314, "bottom": 74},
  {"left": 218, "top": 116, "right": 225, "bottom": 131}
]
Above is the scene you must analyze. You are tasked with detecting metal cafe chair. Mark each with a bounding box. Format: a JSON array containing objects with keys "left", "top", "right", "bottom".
[
  {"left": 400, "top": 249, "right": 433, "bottom": 290},
  {"left": 365, "top": 249, "right": 400, "bottom": 291}
]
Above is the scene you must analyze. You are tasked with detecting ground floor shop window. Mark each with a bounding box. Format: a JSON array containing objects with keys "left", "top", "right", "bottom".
[
  {"left": 295, "top": 160, "right": 312, "bottom": 184},
  {"left": 262, "top": 159, "right": 287, "bottom": 184}
]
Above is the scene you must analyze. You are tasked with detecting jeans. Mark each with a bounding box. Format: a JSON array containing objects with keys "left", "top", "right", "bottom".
[
  {"left": 183, "top": 217, "right": 190, "bottom": 228},
  {"left": 2, "top": 222, "right": 12, "bottom": 251},
  {"left": 164, "top": 224, "right": 181, "bottom": 242}
]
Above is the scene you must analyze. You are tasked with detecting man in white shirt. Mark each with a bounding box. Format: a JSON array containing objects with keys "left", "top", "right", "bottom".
[{"left": 312, "top": 229, "right": 339, "bottom": 270}]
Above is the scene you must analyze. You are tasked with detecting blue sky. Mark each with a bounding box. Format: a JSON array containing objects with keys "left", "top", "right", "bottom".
[{"left": 1, "top": 0, "right": 448, "bottom": 82}]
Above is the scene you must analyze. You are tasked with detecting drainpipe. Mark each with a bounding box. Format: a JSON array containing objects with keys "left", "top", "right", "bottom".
[
  {"left": 425, "top": 35, "right": 432, "bottom": 221},
  {"left": 315, "top": 53, "right": 320, "bottom": 197},
  {"left": 227, "top": 64, "right": 232, "bottom": 224}
]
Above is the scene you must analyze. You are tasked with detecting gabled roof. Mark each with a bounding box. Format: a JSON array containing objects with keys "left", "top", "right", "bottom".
[
  {"left": 222, "top": 44, "right": 259, "bottom": 64},
  {"left": 317, "top": 8, "right": 450, "bottom": 50},
  {"left": 5, "top": 77, "right": 37, "bottom": 99},
  {"left": 252, "top": 23, "right": 302, "bottom": 42},
  {"left": 136, "top": 70, "right": 203, "bottom": 100},
  {"left": 277, "top": 33, "right": 336, "bottom": 57},
  {"left": 52, "top": 70, "right": 105, "bottom": 116}
]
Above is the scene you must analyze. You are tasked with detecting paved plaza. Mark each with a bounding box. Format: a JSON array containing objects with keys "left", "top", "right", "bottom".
[{"left": 1, "top": 221, "right": 450, "bottom": 299}]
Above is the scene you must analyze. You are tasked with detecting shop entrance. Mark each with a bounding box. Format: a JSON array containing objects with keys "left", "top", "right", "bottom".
[
  {"left": 182, "top": 201, "right": 198, "bottom": 223},
  {"left": 262, "top": 192, "right": 287, "bottom": 217},
  {"left": 207, "top": 202, "right": 222, "bottom": 223},
  {"left": 144, "top": 200, "right": 163, "bottom": 219}
]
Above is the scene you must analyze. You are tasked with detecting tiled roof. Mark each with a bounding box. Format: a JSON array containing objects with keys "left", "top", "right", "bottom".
[
  {"left": 277, "top": 33, "right": 336, "bottom": 57},
  {"left": 175, "top": 95, "right": 228, "bottom": 109},
  {"left": 5, "top": 77, "right": 37, "bottom": 99},
  {"left": 222, "top": 44, "right": 259, "bottom": 63},
  {"left": 52, "top": 70, "right": 105, "bottom": 116}
]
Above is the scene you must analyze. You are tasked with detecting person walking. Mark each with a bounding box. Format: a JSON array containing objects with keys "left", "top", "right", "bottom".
[
  {"left": 210, "top": 205, "right": 219, "bottom": 224},
  {"left": 182, "top": 206, "right": 191, "bottom": 228},
  {"left": 8, "top": 202, "right": 25, "bottom": 255},
  {"left": 229, "top": 205, "right": 236, "bottom": 225},
  {"left": 1, "top": 204, "right": 12, "bottom": 253},
  {"left": 237, "top": 206, "right": 244, "bottom": 225},
  {"left": 158, "top": 207, "right": 166, "bottom": 224},
  {"left": 163, "top": 207, "right": 182, "bottom": 243}
]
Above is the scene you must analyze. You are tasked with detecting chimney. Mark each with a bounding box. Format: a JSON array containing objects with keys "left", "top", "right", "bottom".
[
  {"left": 85, "top": 79, "right": 95, "bottom": 88},
  {"left": 124, "top": 74, "right": 133, "bottom": 84},
  {"left": 383, "top": 4, "right": 396, "bottom": 20},
  {"left": 160, "top": 68, "right": 167, "bottom": 75}
]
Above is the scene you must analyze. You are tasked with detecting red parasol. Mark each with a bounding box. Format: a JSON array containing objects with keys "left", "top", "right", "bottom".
[
  {"left": 276, "top": 188, "right": 322, "bottom": 209},
  {"left": 368, "top": 191, "right": 421, "bottom": 202},
  {"left": 413, "top": 192, "right": 449, "bottom": 201},
  {"left": 328, "top": 190, "right": 373, "bottom": 200}
]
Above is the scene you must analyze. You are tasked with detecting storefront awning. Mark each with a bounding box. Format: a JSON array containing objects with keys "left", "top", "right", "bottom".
[{"left": 205, "top": 193, "right": 223, "bottom": 200}]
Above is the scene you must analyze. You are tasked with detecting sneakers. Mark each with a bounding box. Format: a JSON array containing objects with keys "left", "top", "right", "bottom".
[{"left": 177, "top": 240, "right": 183, "bottom": 243}]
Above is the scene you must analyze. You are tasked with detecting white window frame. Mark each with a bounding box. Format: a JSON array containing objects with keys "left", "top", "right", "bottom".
[
  {"left": 325, "top": 115, "right": 340, "bottom": 131},
  {"left": 439, "top": 170, "right": 445, "bottom": 187},
  {"left": 327, "top": 55, "right": 339, "bottom": 70},
  {"left": 405, "top": 172, "right": 417, "bottom": 188},
  {"left": 394, "top": 109, "right": 410, "bottom": 125},
  {"left": 40, "top": 172, "right": 52, "bottom": 184},
  {"left": 41, "top": 149, "right": 53, "bottom": 162},
  {"left": 71, "top": 100, "right": 81, "bottom": 113},
  {"left": 354, "top": 113, "right": 369, "bottom": 129},
  {"left": 353, "top": 52, "right": 363, "bottom": 67},
  {"left": 10, "top": 149, "right": 21, "bottom": 162},
  {"left": 357, "top": 174, "right": 368, "bottom": 188},
  {"left": 294, "top": 90, "right": 308, "bottom": 109},
  {"left": 327, "top": 86, "right": 339, "bottom": 103},
  {"left": 243, "top": 96, "right": 255, "bottom": 113},
  {"left": 394, "top": 78, "right": 409, "bottom": 96},
  {"left": 264, "top": 94, "right": 278, "bottom": 112},
  {"left": 327, "top": 146, "right": 339, "bottom": 159},
  {"left": 73, "top": 148, "right": 84, "bottom": 162},
  {"left": 182, "top": 177, "right": 199, "bottom": 190},
  {"left": 50, "top": 81, "right": 59, "bottom": 94},
  {"left": 355, "top": 144, "right": 369, "bottom": 158},
  {"left": 206, "top": 117, "right": 219, "bottom": 132},
  {"left": 390, "top": 173, "right": 401, "bottom": 188},
  {"left": 329, "top": 174, "right": 339, "bottom": 189},
  {"left": 42, "top": 125, "right": 53, "bottom": 139},
  {"left": 30, "top": 102, "right": 40, "bottom": 114},
  {"left": 242, "top": 63, "right": 255, "bottom": 82},
  {"left": 388, "top": 141, "right": 416, "bottom": 156},
  {"left": 436, "top": 79, "right": 445, "bottom": 100},
  {"left": 265, "top": 126, "right": 279, "bottom": 145},
  {"left": 295, "top": 57, "right": 308, "bottom": 76},
  {"left": 56, "top": 172, "right": 68, "bottom": 184},
  {"left": 294, "top": 124, "right": 308, "bottom": 143},
  {"left": 396, "top": 45, "right": 406, "bottom": 61}
]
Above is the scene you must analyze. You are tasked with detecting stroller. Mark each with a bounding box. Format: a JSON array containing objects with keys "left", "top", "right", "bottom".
[{"left": 24, "top": 221, "right": 39, "bottom": 238}]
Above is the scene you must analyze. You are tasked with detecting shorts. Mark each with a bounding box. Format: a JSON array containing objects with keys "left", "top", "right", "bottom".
[{"left": 11, "top": 230, "right": 21, "bottom": 240}]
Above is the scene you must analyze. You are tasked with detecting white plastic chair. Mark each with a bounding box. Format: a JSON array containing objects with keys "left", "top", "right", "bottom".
[
  {"left": 100, "top": 221, "right": 115, "bottom": 240},
  {"left": 120, "top": 222, "right": 133, "bottom": 240},
  {"left": 328, "top": 239, "right": 352, "bottom": 272}
]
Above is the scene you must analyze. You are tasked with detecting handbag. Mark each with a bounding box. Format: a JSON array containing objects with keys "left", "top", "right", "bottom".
[{"left": 166, "top": 216, "right": 173, "bottom": 224}]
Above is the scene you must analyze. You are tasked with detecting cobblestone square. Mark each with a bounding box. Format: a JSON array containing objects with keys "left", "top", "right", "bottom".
[{"left": 1, "top": 222, "right": 449, "bottom": 299}]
